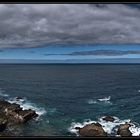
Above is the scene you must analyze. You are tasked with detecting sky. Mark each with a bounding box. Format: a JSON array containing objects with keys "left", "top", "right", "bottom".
[{"left": 0, "top": 4, "right": 140, "bottom": 63}]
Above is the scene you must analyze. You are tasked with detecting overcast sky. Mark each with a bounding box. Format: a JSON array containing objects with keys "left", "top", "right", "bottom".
[
  {"left": 1, "top": 4, "right": 140, "bottom": 62},
  {"left": 0, "top": 4, "right": 140, "bottom": 48}
]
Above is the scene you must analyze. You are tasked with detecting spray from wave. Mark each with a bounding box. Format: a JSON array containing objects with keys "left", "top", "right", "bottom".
[
  {"left": 98, "top": 96, "right": 111, "bottom": 102},
  {"left": 87, "top": 96, "right": 112, "bottom": 105}
]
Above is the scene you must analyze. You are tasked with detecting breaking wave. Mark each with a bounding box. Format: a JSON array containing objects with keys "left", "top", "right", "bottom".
[
  {"left": 69, "top": 116, "right": 140, "bottom": 136},
  {"left": 0, "top": 88, "right": 46, "bottom": 118},
  {"left": 87, "top": 96, "right": 112, "bottom": 105},
  {"left": 7, "top": 97, "right": 46, "bottom": 118}
]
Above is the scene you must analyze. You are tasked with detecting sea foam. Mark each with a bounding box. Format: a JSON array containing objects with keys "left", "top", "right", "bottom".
[
  {"left": 0, "top": 88, "right": 46, "bottom": 118},
  {"left": 87, "top": 96, "right": 112, "bottom": 105},
  {"left": 7, "top": 97, "right": 46, "bottom": 118},
  {"left": 69, "top": 116, "right": 140, "bottom": 136}
]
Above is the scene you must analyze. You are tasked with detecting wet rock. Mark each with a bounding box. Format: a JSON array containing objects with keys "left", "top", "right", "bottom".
[
  {"left": 15, "top": 97, "right": 23, "bottom": 101},
  {"left": 78, "top": 123, "right": 107, "bottom": 137},
  {"left": 0, "top": 99, "right": 38, "bottom": 123},
  {"left": 102, "top": 116, "right": 115, "bottom": 122},
  {"left": 15, "top": 97, "right": 23, "bottom": 100},
  {"left": 17, "top": 109, "right": 38, "bottom": 123},
  {"left": 75, "top": 127, "right": 80, "bottom": 130},
  {"left": 117, "top": 123, "right": 132, "bottom": 137},
  {"left": 5, "top": 108, "right": 38, "bottom": 123}
]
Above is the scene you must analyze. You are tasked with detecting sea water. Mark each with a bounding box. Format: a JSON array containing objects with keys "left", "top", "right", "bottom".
[{"left": 0, "top": 64, "right": 140, "bottom": 136}]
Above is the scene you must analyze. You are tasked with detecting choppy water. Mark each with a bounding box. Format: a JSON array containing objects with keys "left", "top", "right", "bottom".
[{"left": 0, "top": 64, "right": 140, "bottom": 136}]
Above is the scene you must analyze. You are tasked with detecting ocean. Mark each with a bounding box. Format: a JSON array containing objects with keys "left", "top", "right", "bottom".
[{"left": 0, "top": 64, "right": 140, "bottom": 136}]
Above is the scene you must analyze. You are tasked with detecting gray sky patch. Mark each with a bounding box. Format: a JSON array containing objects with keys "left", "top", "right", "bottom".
[{"left": 0, "top": 4, "right": 140, "bottom": 48}]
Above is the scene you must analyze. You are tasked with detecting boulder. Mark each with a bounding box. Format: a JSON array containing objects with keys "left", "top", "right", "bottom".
[
  {"left": 102, "top": 116, "right": 115, "bottom": 122},
  {"left": 15, "top": 97, "right": 23, "bottom": 100},
  {"left": 15, "top": 97, "right": 23, "bottom": 101},
  {"left": 117, "top": 123, "right": 132, "bottom": 137},
  {"left": 5, "top": 108, "right": 38, "bottom": 123},
  {"left": 17, "top": 109, "right": 38, "bottom": 123},
  {"left": 78, "top": 123, "right": 107, "bottom": 137}
]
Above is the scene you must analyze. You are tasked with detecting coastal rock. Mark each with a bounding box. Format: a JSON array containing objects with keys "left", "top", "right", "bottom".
[
  {"left": 5, "top": 107, "right": 38, "bottom": 123},
  {"left": 0, "top": 100, "right": 11, "bottom": 111},
  {"left": 5, "top": 103, "right": 22, "bottom": 113},
  {"left": 15, "top": 97, "right": 23, "bottom": 101},
  {"left": 78, "top": 123, "right": 107, "bottom": 137},
  {"left": 0, "top": 99, "right": 38, "bottom": 123},
  {"left": 17, "top": 109, "right": 38, "bottom": 123},
  {"left": 102, "top": 116, "right": 115, "bottom": 122},
  {"left": 117, "top": 123, "right": 132, "bottom": 137},
  {"left": 0, "top": 114, "right": 8, "bottom": 132}
]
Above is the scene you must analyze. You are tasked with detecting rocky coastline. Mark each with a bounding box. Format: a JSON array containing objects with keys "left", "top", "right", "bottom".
[
  {"left": 73, "top": 116, "right": 134, "bottom": 137},
  {"left": 0, "top": 98, "right": 137, "bottom": 137},
  {"left": 0, "top": 98, "right": 38, "bottom": 136}
]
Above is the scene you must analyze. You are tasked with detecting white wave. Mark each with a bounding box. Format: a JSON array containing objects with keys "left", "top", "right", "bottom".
[
  {"left": 98, "top": 116, "right": 131, "bottom": 135},
  {"left": 87, "top": 96, "right": 112, "bottom": 105},
  {"left": 7, "top": 97, "right": 46, "bottom": 118},
  {"left": 69, "top": 116, "right": 140, "bottom": 136},
  {"left": 98, "top": 96, "right": 111, "bottom": 102},
  {"left": 129, "top": 123, "right": 140, "bottom": 136}
]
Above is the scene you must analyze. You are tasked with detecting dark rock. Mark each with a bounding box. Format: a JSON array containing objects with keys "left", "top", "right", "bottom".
[
  {"left": 17, "top": 109, "right": 38, "bottom": 123},
  {"left": 15, "top": 97, "right": 23, "bottom": 100},
  {"left": 5, "top": 103, "right": 21, "bottom": 113},
  {"left": 102, "top": 116, "right": 115, "bottom": 122},
  {"left": 78, "top": 123, "right": 107, "bottom": 137},
  {"left": 0, "top": 100, "right": 11, "bottom": 111},
  {"left": 0, "top": 114, "right": 8, "bottom": 132},
  {"left": 0, "top": 99, "right": 38, "bottom": 123},
  {"left": 15, "top": 97, "right": 23, "bottom": 101},
  {"left": 117, "top": 123, "right": 132, "bottom": 137},
  {"left": 5, "top": 108, "right": 38, "bottom": 123},
  {"left": 75, "top": 127, "right": 80, "bottom": 130}
]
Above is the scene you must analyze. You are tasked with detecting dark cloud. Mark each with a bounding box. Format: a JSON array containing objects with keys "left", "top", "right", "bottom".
[
  {"left": 44, "top": 50, "right": 140, "bottom": 56},
  {"left": 0, "top": 4, "right": 140, "bottom": 48},
  {"left": 69, "top": 50, "right": 140, "bottom": 56}
]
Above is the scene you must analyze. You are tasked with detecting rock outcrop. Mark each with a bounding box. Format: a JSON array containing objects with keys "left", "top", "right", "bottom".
[
  {"left": 0, "top": 99, "right": 39, "bottom": 136},
  {"left": 102, "top": 116, "right": 115, "bottom": 122},
  {"left": 15, "top": 97, "right": 23, "bottom": 100},
  {"left": 0, "top": 99, "right": 38, "bottom": 124},
  {"left": 117, "top": 123, "right": 132, "bottom": 137},
  {"left": 77, "top": 123, "right": 107, "bottom": 137},
  {"left": 0, "top": 114, "right": 8, "bottom": 132},
  {"left": 74, "top": 116, "right": 135, "bottom": 137}
]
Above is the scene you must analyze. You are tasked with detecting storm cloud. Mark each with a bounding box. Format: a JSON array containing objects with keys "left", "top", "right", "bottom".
[{"left": 0, "top": 4, "right": 140, "bottom": 48}]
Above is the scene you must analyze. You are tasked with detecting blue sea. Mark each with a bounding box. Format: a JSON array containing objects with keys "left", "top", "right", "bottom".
[{"left": 0, "top": 64, "right": 140, "bottom": 136}]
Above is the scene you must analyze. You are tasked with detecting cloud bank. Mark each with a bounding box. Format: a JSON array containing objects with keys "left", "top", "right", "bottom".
[
  {"left": 0, "top": 4, "right": 140, "bottom": 48},
  {"left": 44, "top": 50, "right": 140, "bottom": 56}
]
